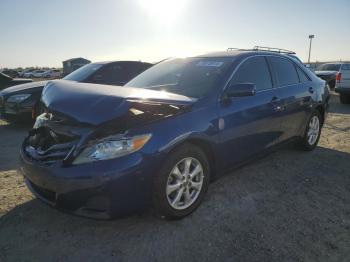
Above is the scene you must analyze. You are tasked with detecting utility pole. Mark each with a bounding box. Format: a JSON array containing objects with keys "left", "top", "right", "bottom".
[{"left": 308, "top": 34, "right": 315, "bottom": 64}]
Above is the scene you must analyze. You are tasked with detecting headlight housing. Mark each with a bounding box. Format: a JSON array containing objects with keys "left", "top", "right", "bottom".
[
  {"left": 73, "top": 134, "right": 152, "bottom": 165},
  {"left": 7, "top": 94, "right": 31, "bottom": 103}
]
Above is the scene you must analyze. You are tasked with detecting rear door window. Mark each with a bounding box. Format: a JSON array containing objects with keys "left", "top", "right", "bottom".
[
  {"left": 269, "top": 57, "right": 299, "bottom": 86},
  {"left": 230, "top": 56, "right": 272, "bottom": 91}
]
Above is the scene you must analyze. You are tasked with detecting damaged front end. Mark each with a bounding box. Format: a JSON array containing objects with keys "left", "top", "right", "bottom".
[
  {"left": 22, "top": 112, "right": 89, "bottom": 166},
  {"left": 19, "top": 81, "right": 196, "bottom": 218},
  {"left": 22, "top": 81, "right": 194, "bottom": 167}
]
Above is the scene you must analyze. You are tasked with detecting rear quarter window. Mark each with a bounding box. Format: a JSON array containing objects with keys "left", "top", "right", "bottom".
[
  {"left": 269, "top": 57, "right": 299, "bottom": 86},
  {"left": 295, "top": 66, "right": 311, "bottom": 82}
]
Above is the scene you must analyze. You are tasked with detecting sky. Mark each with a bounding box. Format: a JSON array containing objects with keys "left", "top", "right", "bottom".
[{"left": 1, "top": 0, "right": 349, "bottom": 68}]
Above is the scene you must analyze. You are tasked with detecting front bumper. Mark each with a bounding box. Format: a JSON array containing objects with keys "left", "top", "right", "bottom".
[{"left": 19, "top": 147, "right": 157, "bottom": 219}]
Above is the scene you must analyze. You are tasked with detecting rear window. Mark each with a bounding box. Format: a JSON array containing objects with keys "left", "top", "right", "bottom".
[
  {"left": 93, "top": 62, "right": 150, "bottom": 85},
  {"left": 63, "top": 63, "right": 102, "bottom": 82},
  {"left": 269, "top": 57, "right": 299, "bottom": 86}
]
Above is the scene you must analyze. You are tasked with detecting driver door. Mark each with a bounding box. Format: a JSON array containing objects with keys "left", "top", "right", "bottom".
[{"left": 218, "top": 56, "right": 283, "bottom": 170}]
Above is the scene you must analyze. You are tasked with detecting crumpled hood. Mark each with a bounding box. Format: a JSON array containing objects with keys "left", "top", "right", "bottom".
[
  {"left": 41, "top": 80, "right": 195, "bottom": 126},
  {"left": 1, "top": 81, "right": 48, "bottom": 95},
  {"left": 315, "top": 71, "right": 337, "bottom": 76}
]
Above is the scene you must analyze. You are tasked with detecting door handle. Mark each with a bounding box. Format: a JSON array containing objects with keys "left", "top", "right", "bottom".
[{"left": 308, "top": 87, "right": 314, "bottom": 94}]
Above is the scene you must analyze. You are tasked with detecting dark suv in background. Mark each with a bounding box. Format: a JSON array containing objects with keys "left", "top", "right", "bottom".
[
  {"left": 20, "top": 49, "right": 329, "bottom": 219},
  {"left": 315, "top": 63, "right": 341, "bottom": 89},
  {"left": 0, "top": 61, "right": 152, "bottom": 120},
  {"left": 314, "top": 62, "right": 350, "bottom": 103}
]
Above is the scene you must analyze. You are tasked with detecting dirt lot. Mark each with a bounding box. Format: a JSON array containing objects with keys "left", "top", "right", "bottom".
[{"left": 0, "top": 93, "right": 349, "bottom": 262}]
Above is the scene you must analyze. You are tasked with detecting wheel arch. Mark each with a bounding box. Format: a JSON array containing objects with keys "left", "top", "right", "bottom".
[
  {"left": 315, "top": 104, "right": 325, "bottom": 126},
  {"left": 165, "top": 137, "right": 218, "bottom": 181}
]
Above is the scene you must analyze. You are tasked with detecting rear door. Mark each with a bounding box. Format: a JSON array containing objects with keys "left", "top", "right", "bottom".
[
  {"left": 268, "top": 56, "right": 313, "bottom": 141},
  {"left": 218, "top": 56, "right": 283, "bottom": 169}
]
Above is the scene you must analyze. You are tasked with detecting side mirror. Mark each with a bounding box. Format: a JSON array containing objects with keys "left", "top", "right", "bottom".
[{"left": 224, "top": 83, "right": 256, "bottom": 98}]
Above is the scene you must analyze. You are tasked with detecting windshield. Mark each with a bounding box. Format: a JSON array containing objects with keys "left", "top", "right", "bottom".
[
  {"left": 126, "top": 58, "right": 233, "bottom": 98},
  {"left": 63, "top": 63, "right": 102, "bottom": 82},
  {"left": 316, "top": 64, "right": 341, "bottom": 71}
]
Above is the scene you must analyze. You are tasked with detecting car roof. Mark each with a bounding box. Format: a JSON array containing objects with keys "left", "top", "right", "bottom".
[
  {"left": 91, "top": 61, "right": 153, "bottom": 65},
  {"left": 195, "top": 50, "right": 296, "bottom": 60}
]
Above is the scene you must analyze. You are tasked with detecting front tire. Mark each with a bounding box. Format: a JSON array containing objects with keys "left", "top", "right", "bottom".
[
  {"left": 298, "top": 111, "right": 322, "bottom": 151},
  {"left": 152, "top": 144, "right": 210, "bottom": 219}
]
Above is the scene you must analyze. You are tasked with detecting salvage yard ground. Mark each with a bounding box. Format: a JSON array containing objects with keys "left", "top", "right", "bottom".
[{"left": 0, "top": 92, "right": 349, "bottom": 262}]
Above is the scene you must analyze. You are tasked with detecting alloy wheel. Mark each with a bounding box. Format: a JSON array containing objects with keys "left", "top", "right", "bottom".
[
  {"left": 307, "top": 115, "right": 320, "bottom": 145},
  {"left": 166, "top": 157, "right": 204, "bottom": 210}
]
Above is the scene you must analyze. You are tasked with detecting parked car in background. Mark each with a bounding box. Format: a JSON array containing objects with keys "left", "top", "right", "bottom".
[
  {"left": 0, "top": 61, "right": 152, "bottom": 120},
  {"left": 314, "top": 63, "right": 342, "bottom": 89},
  {"left": 334, "top": 62, "right": 350, "bottom": 104},
  {"left": 1, "top": 69, "right": 19, "bottom": 78},
  {"left": 41, "top": 69, "right": 62, "bottom": 78},
  {"left": 23, "top": 70, "right": 37, "bottom": 78},
  {"left": 19, "top": 49, "right": 329, "bottom": 220},
  {"left": 0, "top": 72, "right": 32, "bottom": 90},
  {"left": 20, "top": 68, "right": 35, "bottom": 78},
  {"left": 31, "top": 70, "right": 47, "bottom": 78}
]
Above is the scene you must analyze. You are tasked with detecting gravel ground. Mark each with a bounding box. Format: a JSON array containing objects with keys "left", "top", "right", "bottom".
[{"left": 0, "top": 93, "right": 349, "bottom": 262}]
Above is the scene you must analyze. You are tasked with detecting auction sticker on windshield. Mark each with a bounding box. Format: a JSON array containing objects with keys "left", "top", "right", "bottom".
[{"left": 196, "top": 61, "right": 224, "bottom": 67}]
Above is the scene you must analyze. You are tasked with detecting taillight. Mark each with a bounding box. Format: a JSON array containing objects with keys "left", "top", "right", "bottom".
[{"left": 336, "top": 72, "right": 342, "bottom": 83}]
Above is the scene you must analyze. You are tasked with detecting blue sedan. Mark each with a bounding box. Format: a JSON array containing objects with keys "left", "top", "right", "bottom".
[{"left": 19, "top": 50, "right": 329, "bottom": 219}]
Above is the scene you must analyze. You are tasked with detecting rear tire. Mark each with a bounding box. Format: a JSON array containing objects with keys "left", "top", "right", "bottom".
[
  {"left": 339, "top": 94, "right": 350, "bottom": 104},
  {"left": 152, "top": 144, "right": 210, "bottom": 220},
  {"left": 298, "top": 111, "right": 322, "bottom": 151}
]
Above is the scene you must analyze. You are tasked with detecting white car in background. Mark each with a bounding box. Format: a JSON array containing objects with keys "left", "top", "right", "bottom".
[
  {"left": 22, "top": 69, "right": 36, "bottom": 78},
  {"left": 31, "top": 70, "right": 47, "bottom": 78},
  {"left": 41, "top": 69, "right": 62, "bottom": 78}
]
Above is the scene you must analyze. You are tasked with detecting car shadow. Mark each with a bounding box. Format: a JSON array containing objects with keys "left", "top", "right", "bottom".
[
  {"left": 328, "top": 92, "right": 350, "bottom": 115},
  {"left": 0, "top": 120, "right": 31, "bottom": 172},
  {"left": 1, "top": 146, "right": 350, "bottom": 261}
]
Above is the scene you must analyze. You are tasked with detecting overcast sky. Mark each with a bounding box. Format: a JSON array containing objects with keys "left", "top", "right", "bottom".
[{"left": 1, "top": 0, "right": 349, "bottom": 68}]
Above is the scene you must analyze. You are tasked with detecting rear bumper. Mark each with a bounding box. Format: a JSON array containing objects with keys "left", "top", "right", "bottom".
[
  {"left": 335, "top": 87, "right": 350, "bottom": 94},
  {"left": 19, "top": 146, "right": 158, "bottom": 219}
]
